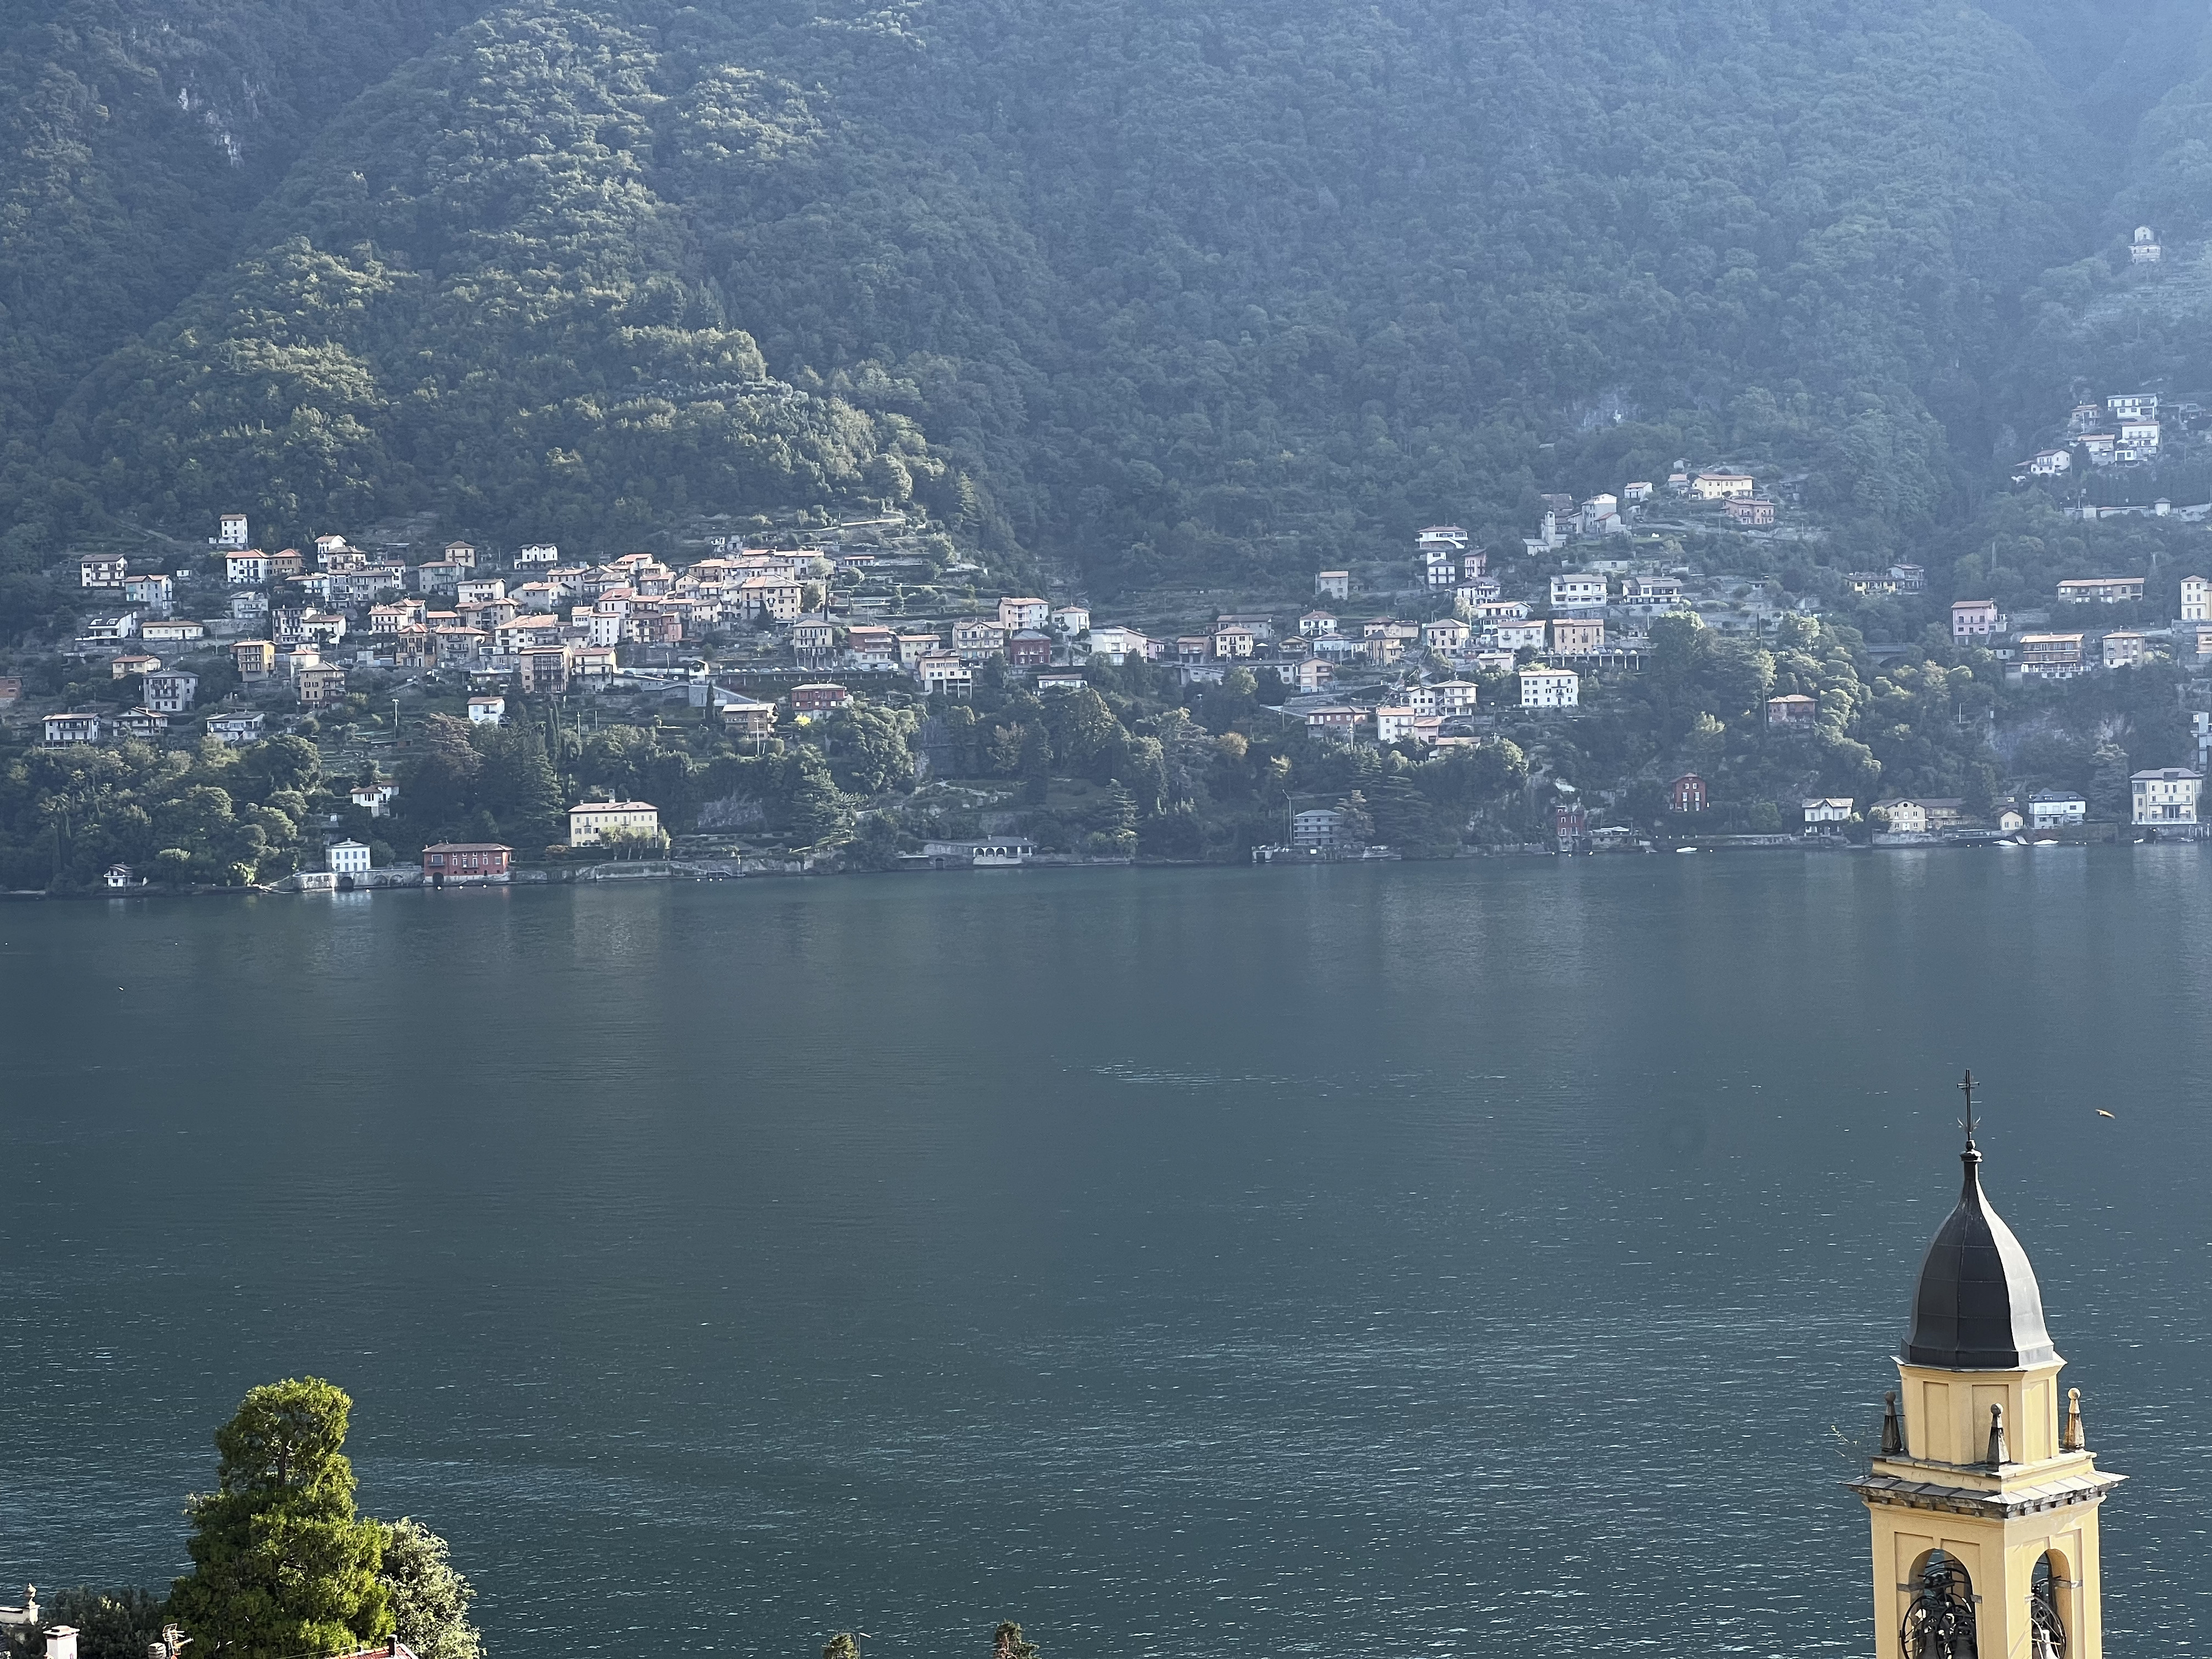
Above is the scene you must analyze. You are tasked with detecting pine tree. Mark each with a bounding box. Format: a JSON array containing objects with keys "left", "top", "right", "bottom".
[{"left": 169, "top": 1379, "right": 390, "bottom": 1659}]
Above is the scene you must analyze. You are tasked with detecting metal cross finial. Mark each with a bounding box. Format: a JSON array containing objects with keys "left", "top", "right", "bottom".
[{"left": 1958, "top": 1070, "right": 1979, "bottom": 1147}]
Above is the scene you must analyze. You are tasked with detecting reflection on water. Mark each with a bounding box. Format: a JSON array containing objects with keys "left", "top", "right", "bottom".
[{"left": 1, "top": 851, "right": 2206, "bottom": 1657}]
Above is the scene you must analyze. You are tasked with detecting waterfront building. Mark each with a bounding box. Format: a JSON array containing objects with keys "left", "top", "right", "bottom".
[
  {"left": 569, "top": 801, "right": 662, "bottom": 846},
  {"left": 2030, "top": 792, "right": 2086, "bottom": 829},
  {"left": 1849, "top": 1098, "right": 2120, "bottom": 1659},
  {"left": 1670, "top": 774, "right": 1707, "bottom": 813},
  {"left": 327, "top": 840, "right": 372, "bottom": 877},
  {"left": 1291, "top": 808, "right": 1349, "bottom": 851},
  {"left": 1871, "top": 799, "right": 1927, "bottom": 833},
  {"left": 2130, "top": 768, "right": 2200, "bottom": 826},
  {"left": 421, "top": 843, "right": 511, "bottom": 883}
]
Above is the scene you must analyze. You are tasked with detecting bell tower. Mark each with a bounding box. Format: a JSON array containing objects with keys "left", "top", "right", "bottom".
[{"left": 1850, "top": 1078, "right": 2122, "bottom": 1659}]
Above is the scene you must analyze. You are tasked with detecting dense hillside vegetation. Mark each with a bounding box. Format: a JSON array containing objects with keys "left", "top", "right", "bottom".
[{"left": 3, "top": 0, "right": 2209, "bottom": 590}]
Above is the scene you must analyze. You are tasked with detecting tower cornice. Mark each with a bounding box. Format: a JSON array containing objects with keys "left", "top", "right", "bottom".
[{"left": 1848, "top": 1466, "right": 2124, "bottom": 1521}]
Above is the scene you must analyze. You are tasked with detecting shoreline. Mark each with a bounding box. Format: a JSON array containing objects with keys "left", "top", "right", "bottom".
[{"left": 18, "top": 829, "right": 2204, "bottom": 900}]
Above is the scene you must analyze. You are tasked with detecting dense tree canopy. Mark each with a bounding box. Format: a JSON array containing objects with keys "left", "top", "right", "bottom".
[{"left": 2, "top": 1, "right": 2206, "bottom": 588}]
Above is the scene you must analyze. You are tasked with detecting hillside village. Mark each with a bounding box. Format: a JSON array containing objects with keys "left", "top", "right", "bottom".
[{"left": 5, "top": 455, "right": 2212, "bottom": 885}]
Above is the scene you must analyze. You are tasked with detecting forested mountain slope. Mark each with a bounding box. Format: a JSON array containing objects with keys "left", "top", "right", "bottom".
[
  {"left": 0, "top": 0, "right": 492, "bottom": 529},
  {"left": 2, "top": 0, "right": 2207, "bottom": 589}
]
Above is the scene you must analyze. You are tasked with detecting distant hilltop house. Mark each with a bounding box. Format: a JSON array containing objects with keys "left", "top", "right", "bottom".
[
  {"left": 1724, "top": 496, "right": 1777, "bottom": 527},
  {"left": 1314, "top": 570, "right": 1350, "bottom": 601},
  {"left": 1766, "top": 693, "right": 1818, "bottom": 727},
  {"left": 1952, "top": 599, "right": 2001, "bottom": 640},
  {"left": 2026, "top": 449, "right": 2070, "bottom": 477},
  {"left": 44, "top": 711, "right": 103, "bottom": 746},
  {"left": 1691, "top": 471, "right": 1756, "bottom": 501},
  {"left": 1550, "top": 572, "right": 1606, "bottom": 612},
  {"left": 216, "top": 511, "right": 251, "bottom": 550},
  {"left": 1522, "top": 508, "right": 1566, "bottom": 557},
  {"left": 2056, "top": 576, "right": 2142, "bottom": 606},
  {"left": 77, "top": 552, "right": 127, "bottom": 587},
  {"left": 2131, "top": 226, "right": 2161, "bottom": 264},
  {"left": 1846, "top": 565, "right": 1926, "bottom": 596},
  {"left": 1519, "top": 665, "right": 1579, "bottom": 708},
  {"left": 2102, "top": 630, "right": 2146, "bottom": 670},
  {"left": 1617, "top": 575, "right": 1685, "bottom": 615},
  {"left": 1550, "top": 617, "right": 1604, "bottom": 656},
  {"left": 1578, "top": 494, "right": 1625, "bottom": 535},
  {"left": 2017, "top": 632, "right": 2087, "bottom": 679},
  {"left": 2107, "top": 392, "right": 2156, "bottom": 423}
]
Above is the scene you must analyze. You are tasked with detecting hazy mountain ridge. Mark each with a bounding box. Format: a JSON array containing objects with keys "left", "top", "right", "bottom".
[{"left": 3, "top": 0, "right": 2206, "bottom": 586}]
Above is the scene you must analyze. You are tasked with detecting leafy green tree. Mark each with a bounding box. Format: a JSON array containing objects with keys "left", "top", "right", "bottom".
[
  {"left": 475, "top": 724, "right": 564, "bottom": 849},
  {"left": 786, "top": 750, "right": 851, "bottom": 845},
  {"left": 1335, "top": 790, "right": 1374, "bottom": 846},
  {"left": 170, "top": 1378, "right": 390, "bottom": 1659},
  {"left": 2091, "top": 740, "right": 2132, "bottom": 820},
  {"left": 821, "top": 706, "right": 917, "bottom": 795},
  {"left": 377, "top": 1520, "right": 481, "bottom": 1659},
  {"left": 993, "top": 1624, "right": 1039, "bottom": 1659}
]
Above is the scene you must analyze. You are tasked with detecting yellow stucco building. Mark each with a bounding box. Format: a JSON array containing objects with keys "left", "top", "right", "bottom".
[{"left": 1850, "top": 1099, "right": 2120, "bottom": 1659}]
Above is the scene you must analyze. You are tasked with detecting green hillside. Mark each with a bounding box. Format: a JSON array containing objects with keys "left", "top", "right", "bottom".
[{"left": 2, "top": 0, "right": 2207, "bottom": 590}]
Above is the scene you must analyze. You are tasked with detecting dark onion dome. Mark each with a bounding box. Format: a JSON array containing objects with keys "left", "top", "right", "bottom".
[{"left": 1902, "top": 1140, "right": 2059, "bottom": 1370}]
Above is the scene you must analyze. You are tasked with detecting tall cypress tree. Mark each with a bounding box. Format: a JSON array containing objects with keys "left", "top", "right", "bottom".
[{"left": 169, "top": 1379, "right": 390, "bottom": 1659}]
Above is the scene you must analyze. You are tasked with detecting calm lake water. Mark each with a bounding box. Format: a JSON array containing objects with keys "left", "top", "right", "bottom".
[{"left": 2, "top": 852, "right": 2208, "bottom": 1658}]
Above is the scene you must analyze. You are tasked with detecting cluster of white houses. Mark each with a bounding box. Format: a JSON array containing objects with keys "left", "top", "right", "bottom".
[
  {"left": 1654, "top": 770, "right": 2203, "bottom": 837},
  {"left": 46, "top": 512, "right": 1699, "bottom": 750},
  {"left": 2018, "top": 382, "right": 2189, "bottom": 479}
]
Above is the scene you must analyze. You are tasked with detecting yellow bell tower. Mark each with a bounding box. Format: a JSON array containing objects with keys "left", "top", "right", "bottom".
[{"left": 1850, "top": 1079, "right": 2122, "bottom": 1659}]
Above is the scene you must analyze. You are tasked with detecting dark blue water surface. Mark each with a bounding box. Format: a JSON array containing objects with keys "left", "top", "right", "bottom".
[{"left": 2, "top": 850, "right": 2207, "bottom": 1657}]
